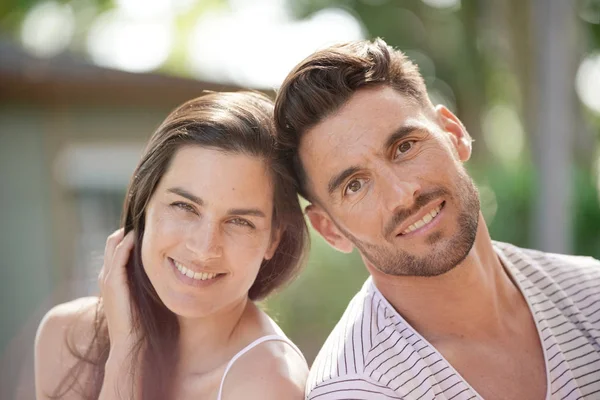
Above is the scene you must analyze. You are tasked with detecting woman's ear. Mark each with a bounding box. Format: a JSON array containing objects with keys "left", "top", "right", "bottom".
[
  {"left": 306, "top": 205, "right": 354, "bottom": 254},
  {"left": 435, "top": 104, "right": 472, "bottom": 162},
  {"left": 264, "top": 227, "right": 283, "bottom": 260}
]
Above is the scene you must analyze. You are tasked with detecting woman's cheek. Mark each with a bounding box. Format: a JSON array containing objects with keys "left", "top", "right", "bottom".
[
  {"left": 223, "top": 229, "right": 271, "bottom": 261},
  {"left": 158, "top": 212, "right": 195, "bottom": 237}
]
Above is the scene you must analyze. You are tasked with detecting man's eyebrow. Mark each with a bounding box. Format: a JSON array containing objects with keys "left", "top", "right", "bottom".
[
  {"left": 167, "top": 187, "right": 204, "bottom": 206},
  {"left": 327, "top": 166, "right": 361, "bottom": 197},
  {"left": 383, "top": 125, "right": 422, "bottom": 151}
]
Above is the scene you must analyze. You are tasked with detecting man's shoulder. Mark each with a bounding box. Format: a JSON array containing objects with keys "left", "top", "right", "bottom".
[
  {"left": 494, "top": 241, "right": 600, "bottom": 315},
  {"left": 494, "top": 240, "right": 600, "bottom": 278},
  {"left": 305, "top": 373, "right": 402, "bottom": 400},
  {"left": 306, "top": 278, "right": 419, "bottom": 396},
  {"left": 306, "top": 279, "right": 375, "bottom": 389}
]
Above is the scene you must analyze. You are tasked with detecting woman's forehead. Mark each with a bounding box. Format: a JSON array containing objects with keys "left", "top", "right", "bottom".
[{"left": 159, "top": 146, "right": 274, "bottom": 209}]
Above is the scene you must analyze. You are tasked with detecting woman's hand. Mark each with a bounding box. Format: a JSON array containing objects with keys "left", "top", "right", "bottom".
[
  {"left": 98, "top": 228, "right": 142, "bottom": 399},
  {"left": 98, "top": 228, "right": 136, "bottom": 348}
]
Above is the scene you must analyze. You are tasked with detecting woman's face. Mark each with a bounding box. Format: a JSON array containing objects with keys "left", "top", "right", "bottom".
[{"left": 141, "top": 145, "right": 279, "bottom": 319}]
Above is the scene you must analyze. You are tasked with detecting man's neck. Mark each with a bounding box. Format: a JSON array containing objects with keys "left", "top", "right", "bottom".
[{"left": 370, "top": 213, "right": 523, "bottom": 343}]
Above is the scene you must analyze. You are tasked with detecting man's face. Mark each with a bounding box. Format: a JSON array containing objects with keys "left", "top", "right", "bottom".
[{"left": 300, "top": 86, "right": 480, "bottom": 277}]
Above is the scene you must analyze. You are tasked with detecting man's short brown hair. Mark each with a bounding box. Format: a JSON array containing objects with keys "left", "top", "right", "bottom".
[{"left": 274, "top": 38, "right": 430, "bottom": 201}]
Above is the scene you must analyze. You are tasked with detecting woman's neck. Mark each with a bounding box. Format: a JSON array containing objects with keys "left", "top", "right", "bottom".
[{"left": 176, "top": 296, "right": 253, "bottom": 373}]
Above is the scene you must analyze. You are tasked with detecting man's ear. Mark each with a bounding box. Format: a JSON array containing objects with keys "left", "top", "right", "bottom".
[
  {"left": 435, "top": 104, "right": 472, "bottom": 162},
  {"left": 306, "top": 204, "right": 354, "bottom": 254}
]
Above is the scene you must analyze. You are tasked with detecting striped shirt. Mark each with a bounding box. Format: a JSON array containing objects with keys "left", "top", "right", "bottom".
[{"left": 306, "top": 241, "right": 600, "bottom": 399}]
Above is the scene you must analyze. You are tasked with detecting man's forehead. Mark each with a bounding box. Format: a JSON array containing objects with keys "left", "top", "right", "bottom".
[
  {"left": 299, "top": 92, "right": 424, "bottom": 166},
  {"left": 299, "top": 120, "right": 360, "bottom": 186},
  {"left": 303, "top": 87, "right": 420, "bottom": 141}
]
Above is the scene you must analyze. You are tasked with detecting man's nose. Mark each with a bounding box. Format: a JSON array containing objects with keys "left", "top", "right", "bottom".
[{"left": 379, "top": 168, "right": 421, "bottom": 213}]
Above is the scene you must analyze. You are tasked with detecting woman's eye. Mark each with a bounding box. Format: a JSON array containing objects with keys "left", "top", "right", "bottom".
[
  {"left": 172, "top": 202, "right": 196, "bottom": 214},
  {"left": 395, "top": 140, "right": 415, "bottom": 157},
  {"left": 344, "top": 178, "right": 367, "bottom": 196},
  {"left": 230, "top": 218, "right": 254, "bottom": 228}
]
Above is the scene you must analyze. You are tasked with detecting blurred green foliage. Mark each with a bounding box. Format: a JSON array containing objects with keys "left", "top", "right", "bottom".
[{"left": 574, "top": 166, "right": 600, "bottom": 258}]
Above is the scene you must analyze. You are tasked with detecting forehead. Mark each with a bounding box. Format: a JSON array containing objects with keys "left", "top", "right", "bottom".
[
  {"left": 160, "top": 146, "right": 273, "bottom": 208},
  {"left": 299, "top": 86, "right": 430, "bottom": 194}
]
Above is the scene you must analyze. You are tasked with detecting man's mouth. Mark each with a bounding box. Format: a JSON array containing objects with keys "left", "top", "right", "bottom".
[{"left": 398, "top": 201, "right": 445, "bottom": 236}]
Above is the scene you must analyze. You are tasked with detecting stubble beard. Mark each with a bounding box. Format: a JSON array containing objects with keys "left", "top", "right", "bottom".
[{"left": 337, "top": 168, "right": 481, "bottom": 277}]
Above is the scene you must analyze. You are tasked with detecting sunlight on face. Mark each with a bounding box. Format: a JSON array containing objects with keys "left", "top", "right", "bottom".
[
  {"left": 302, "top": 86, "right": 479, "bottom": 276},
  {"left": 141, "top": 146, "right": 278, "bottom": 318}
]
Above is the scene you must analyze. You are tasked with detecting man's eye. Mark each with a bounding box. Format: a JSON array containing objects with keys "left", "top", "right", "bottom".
[
  {"left": 344, "top": 178, "right": 366, "bottom": 196},
  {"left": 395, "top": 140, "right": 415, "bottom": 157}
]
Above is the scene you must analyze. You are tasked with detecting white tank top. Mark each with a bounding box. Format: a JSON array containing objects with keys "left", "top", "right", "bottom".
[{"left": 216, "top": 335, "right": 305, "bottom": 400}]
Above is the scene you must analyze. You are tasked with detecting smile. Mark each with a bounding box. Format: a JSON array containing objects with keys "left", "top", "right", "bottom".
[
  {"left": 172, "top": 259, "right": 221, "bottom": 281},
  {"left": 399, "top": 202, "right": 444, "bottom": 235}
]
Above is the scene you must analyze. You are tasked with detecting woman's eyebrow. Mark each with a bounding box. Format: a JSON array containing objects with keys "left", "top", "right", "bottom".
[
  {"left": 167, "top": 187, "right": 204, "bottom": 206},
  {"left": 226, "top": 208, "right": 266, "bottom": 218},
  {"left": 168, "top": 187, "right": 266, "bottom": 217}
]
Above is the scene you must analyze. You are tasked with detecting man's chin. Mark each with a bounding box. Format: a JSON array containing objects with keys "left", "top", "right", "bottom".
[{"left": 362, "top": 236, "right": 473, "bottom": 278}]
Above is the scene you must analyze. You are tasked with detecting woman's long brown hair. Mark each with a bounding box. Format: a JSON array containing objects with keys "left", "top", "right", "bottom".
[{"left": 49, "top": 91, "right": 309, "bottom": 399}]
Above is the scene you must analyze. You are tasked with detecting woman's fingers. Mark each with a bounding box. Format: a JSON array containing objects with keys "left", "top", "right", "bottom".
[
  {"left": 99, "top": 228, "right": 132, "bottom": 291},
  {"left": 99, "top": 229, "right": 125, "bottom": 277},
  {"left": 99, "top": 229, "right": 137, "bottom": 342},
  {"left": 105, "top": 228, "right": 125, "bottom": 260},
  {"left": 111, "top": 231, "right": 135, "bottom": 273}
]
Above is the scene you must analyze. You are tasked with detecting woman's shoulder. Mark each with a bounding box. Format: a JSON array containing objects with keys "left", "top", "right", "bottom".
[
  {"left": 221, "top": 337, "right": 308, "bottom": 400},
  {"left": 36, "top": 296, "right": 99, "bottom": 344},
  {"left": 35, "top": 296, "right": 100, "bottom": 398},
  {"left": 220, "top": 307, "right": 308, "bottom": 400}
]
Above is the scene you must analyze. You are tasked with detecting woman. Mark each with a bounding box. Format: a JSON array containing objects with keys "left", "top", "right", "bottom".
[{"left": 34, "top": 91, "right": 309, "bottom": 399}]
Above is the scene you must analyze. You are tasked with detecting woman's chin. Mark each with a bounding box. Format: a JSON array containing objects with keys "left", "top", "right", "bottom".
[
  {"left": 160, "top": 297, "right": 221, "bottom": 319},
  {"left": 157, "top": 289, "right": 248, "bottom": 321}
]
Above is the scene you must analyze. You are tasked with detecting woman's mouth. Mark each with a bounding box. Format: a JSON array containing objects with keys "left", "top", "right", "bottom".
[{"left": 170, "top": 258, "right": 224, "bottom": 281}]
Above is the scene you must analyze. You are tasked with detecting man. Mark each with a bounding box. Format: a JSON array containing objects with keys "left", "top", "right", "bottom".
[{"left": 274, "top": 38, "right": 600, "bottom": 399}]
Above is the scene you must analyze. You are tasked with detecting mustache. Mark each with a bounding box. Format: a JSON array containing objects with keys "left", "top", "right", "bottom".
[{"left": 383, "top": 188, "right": 450, "bottom": 238}]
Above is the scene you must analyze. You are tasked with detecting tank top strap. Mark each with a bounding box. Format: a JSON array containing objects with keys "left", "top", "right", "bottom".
[{"left": 216, "top": 334, "right": 305, "bottom": 400}]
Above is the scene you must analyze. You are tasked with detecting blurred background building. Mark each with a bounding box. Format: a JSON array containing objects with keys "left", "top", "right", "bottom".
[{"left": 1, "top": 0, "right": 599, "bottom": 398}]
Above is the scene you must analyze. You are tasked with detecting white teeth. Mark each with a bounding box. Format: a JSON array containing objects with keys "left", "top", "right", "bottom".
[
  {"left": 401, "top": 204, "right": 442, "bottom": 235},
  {"left": 423, "top": 213, "right": 433, "bottom": 224},
  {"left": 173, "top": 260, "right": 220, "bottom": 281}
]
